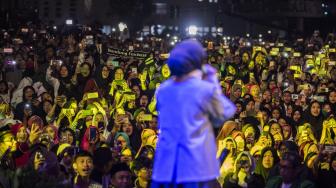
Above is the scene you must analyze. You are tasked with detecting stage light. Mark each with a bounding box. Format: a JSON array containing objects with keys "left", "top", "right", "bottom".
[
  {"left": 112, "top": 28, "right": 116, "bottom": 32},
  {"left": 166, "top": 34, "right": 170, "bottom": 37},
  {"left": 268, "top": 30, "right": 271, "bottom": 34},
  {"left": 259, "top": 34, "right": 262, "bottom": 38},
  {"left": 66, "top": 19, "right": 73, "bottom": 25},
  {"left": 118, "top": 22, "right": 127, "bottom": 32},
  {"left": 246, "top": 33, "right": 250, "bottom": 37},
  {"left": 188, "top": 25, "right": 198, "bottom": 35},
  {"left": 53, "top": 26, "right": 57, "bottom": 30}
]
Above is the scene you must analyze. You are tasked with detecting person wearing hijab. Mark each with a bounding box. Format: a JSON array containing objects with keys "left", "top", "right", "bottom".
[
  {"left": 151, "top": 40, "right": 236, "bottom": 188},
  {"left": 291, "top": 107, "right": 304, "bottom": 128},
  {"left": 94, "top": 65, "right": 112, "bottom": 98},
  {"left": 254, "top": 147, "right": 280, "bottom": 184},
  {"left": 10, "top": 123, "right": 30, "bottom": 168},
  {"left": 328, "top": 89, "right": 336, "bottom": 112},
  {"left": 72, "top": 62, "right": 94, "bottom": 101},
  {"left": 223, "top": 152, "right": 264, "bottom": 188},
  {"left": 14, "top": 86, "right": 40, "bottom": 122},
  {"left": 303, "top": 101, "right": 325, "bottom": 140},
  {"left": 230, "top": 84, "right": 243, "bottom": 102}
]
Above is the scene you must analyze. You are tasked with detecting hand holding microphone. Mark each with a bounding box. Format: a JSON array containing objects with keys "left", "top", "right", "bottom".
[{"left": 202, "top": 64, "right": 221, "bottom": 93}]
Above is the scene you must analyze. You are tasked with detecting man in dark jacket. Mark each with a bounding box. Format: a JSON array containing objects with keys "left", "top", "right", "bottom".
[{"left": 266, "top": 151, "right": 315, "bottom": 188}]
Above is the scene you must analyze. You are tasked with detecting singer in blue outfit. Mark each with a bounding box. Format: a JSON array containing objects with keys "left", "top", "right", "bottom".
[{"left": 151, "top": 40, "right": 236, "bottom": 188}]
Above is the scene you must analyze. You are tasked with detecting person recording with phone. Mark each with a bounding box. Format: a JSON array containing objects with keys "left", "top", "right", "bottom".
[
  {"left": 151, "top": 40, "right": 236, "bottom": 188},
  {"left": 14, "top": 86, "right": 43, "bottom": 123}
]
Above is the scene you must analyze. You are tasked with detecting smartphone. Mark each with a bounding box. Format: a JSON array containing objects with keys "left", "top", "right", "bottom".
[
  {"left": 293, "top": 52, "right": 301, "bottom": 57},
  {"left": 324, "top": 145, "right": 336, "bottom": 154},
  {"left": 50, "top": 60, "right": 62, "bottom": 67},
  {"left": 142, "top": 114, "right": 153, "bottom": 121},
  {"left": 291, "top": 94, "right": 299, "bottom": 100},
  {"left": 89, "top": 127, "right": 97, "bottom": 141},
  {"left": 207, "top": 41, "right": 213, "bottom": 50},
  {"left": 321, "top": 88, "right": 329, "bottom": 93},
  {"left": 85, "top": 35, "right": 94, "bottom": 45},
  {"left": 6, "top": 60, "right": 16, "bottom": 66},
  {"left": 114, "top": 141, "right": 122, "bottom": 156},
  {"left": 87, "top": 92, "right": 99, "bottom": 99},
  {"left": 24, "top": 103, "right": 31, "bottom": 110},
  {"left": 13, "top": 38, "right": 23, "bottom": 44},
  {"left": 98, "top": 122, "right": 105, "bottom": 130},
  {"left": 3, "top": 48, "right": 13, "bottom": 53},
  {"left": 112, "top": 60, "right": 119, "bottom": 67},
  {"left": 313, "top": 96, "right": 326, "bottom": 103},
  {"left": 21, "top": 28, "right": 29, "bottom": 33},
  {"left": 131, "top": 67, "right": 137, "bottom": 74}
]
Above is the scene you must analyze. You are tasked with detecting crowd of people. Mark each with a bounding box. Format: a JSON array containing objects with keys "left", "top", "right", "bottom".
[{"left": 0, "top": 24, "right": 335, "bottom": 188}]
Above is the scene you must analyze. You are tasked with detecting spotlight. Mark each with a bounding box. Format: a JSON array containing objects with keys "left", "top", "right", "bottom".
[
  {"left": 188, "top": 25, "right": 198, "bottom": 35},
  {"left": 118, "top": 22, "right": 127, "bottom": 32},
  {"left": 65, "top": 19, "right": 73, "bottom": 25}
]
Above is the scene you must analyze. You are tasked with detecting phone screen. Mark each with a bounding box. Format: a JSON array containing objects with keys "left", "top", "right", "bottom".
[{"left": 89, "top": 127, "right": 96, "bottom": 141}]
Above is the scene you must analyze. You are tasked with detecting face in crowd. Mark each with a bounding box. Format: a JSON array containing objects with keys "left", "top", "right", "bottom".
[
  {"left": 73, "top": 155, "right": 94, "bottom": 177},
  {"left": 111, "top": 170, "right": 132, "bottom": 188},
  {"left": 262, "top": 150, "right": 274, "bottom": 169}
]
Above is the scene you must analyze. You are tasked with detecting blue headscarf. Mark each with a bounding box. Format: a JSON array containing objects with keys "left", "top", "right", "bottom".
[
  {"left": 167, "top": 39, "right": 206, "bottom": 77},
  {"left": 114, "top": 132, "right": 131, "bottom": 148}
]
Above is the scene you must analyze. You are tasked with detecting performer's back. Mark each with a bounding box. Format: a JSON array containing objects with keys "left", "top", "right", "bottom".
[{"left": 152, "top": 76, "right": 235, "bottom": 183}]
